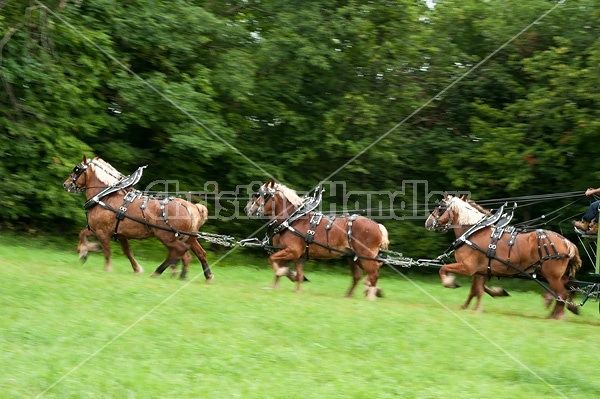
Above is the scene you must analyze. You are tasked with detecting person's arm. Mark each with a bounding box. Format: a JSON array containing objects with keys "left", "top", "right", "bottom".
[{"left": 585, "top": 187, "right": 600, "bottom": 196}]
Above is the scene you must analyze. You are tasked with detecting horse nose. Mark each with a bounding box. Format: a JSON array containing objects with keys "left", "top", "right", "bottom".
[{"left": 424, "top": 217, "right": 434, "bottom": 231}]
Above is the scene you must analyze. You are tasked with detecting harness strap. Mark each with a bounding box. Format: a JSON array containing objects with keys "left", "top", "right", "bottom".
[
  {"left": 161, "top": 197, "right": 181, "bottom": 237},
  {"left": 346, "top": 214, "right": 359, "bottom": 248},
  {"left": 506, "top": 226, "right": 518, "bottom": 265},
  {"left": 325, "top": 216, "right": 335, "bottom": 230},
  {"left": 113, "top": 190, "right": 141, "bottom": 239},
  {"left": 325, "top": 216, "right": 336, "bottom": 252},
  {"left": 305, "top": 213, "right": 323, "bottom": 259},
  {"left": 486, "top": 226, "right": 504, "bottom": 280},
  {"left": 140, "top": 197, "right": 151, "bottom": 231},
  {"left": 305, "top": 213, "right": 323, "bottom": 244},
  {"left": 535, "top": 229, "right": 569, "bottom": 263}
]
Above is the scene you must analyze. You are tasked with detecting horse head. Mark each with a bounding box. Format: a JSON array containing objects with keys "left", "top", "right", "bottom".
[
  {"left": 425, "top": 193, "right": 454, "bottom": 232},
  {"left": 244, "top": 179, "right": 304, "bottom": 219},
  {"left": 63, "top": 155, "right": 92, "bottom": 193},
  {"left": 245, "top": 179, "right": 279, "bottom": 217},
  {"left": 425, "top": 193, "right": 486, "bottom": 231}
]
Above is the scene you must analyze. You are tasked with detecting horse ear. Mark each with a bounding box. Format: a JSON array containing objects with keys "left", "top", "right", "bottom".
[
  {"left": 460, "top": 195, "right": 467, "bottom": 201},
  {"left": 443, "top": 191, "right": 450, "bottom": 199},
  {"left": 266, "top": 179, "right": 276, "bottom": 188},
  {"left": 83, "top": 155, "right": 87, "bottom": 163}
]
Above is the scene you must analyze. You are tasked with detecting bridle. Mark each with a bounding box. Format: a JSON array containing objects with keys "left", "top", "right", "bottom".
[
  {"left": 66, "top": 161, "right": 91, "bottom": 193},
  {"left": 247, "top": 188, "right": 276, "bottom": 217},
  {"left": 429, "top": 200, "right": 454, "bottom": 232}
]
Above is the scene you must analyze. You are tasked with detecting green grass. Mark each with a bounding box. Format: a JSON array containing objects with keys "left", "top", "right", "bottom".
[{"left": 1, "top": 235, "right": 599, "bottom": 399}]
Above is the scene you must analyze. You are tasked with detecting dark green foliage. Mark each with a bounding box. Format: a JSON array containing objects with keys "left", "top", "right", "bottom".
[{"left": 1, "top": 0, "right": 598, "bottom": 259}]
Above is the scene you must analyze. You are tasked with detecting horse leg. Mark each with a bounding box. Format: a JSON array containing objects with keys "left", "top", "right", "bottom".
[
  {"left": 566, "top": 290, "right": 579, "bottom": 315},
  {"left": 77, "top": 228, "right": 101, "bottom": 263},
  {"left": 94, "top": 232, "right": 113, "bottom": 272},
  {"left": 463, "top": 275, "right": 485, "bottom": 311},
  {"left": 362, "top": 260, "right": 383, "bottom": 301},
  {"left": 293, "top": 258, "right": 306, "bottom": 293},
  {"left": 345, "top": 259, "right": 363, "bottom": 297},
  {"left": 546, "top": 274, "right": 569, "bottom": 320},
  {"left": 439, "top": 262, "right": 468, "bottom": 289},
  {"left": 117, "top": 237, "right": 143, "bottom": 274},
  {"left": 169, "top": 262, "right": 179, "bottom": 278},
  {"left": 151, "top": 241, "right": 189, "bottom": 277},
  {"left": 189, "top": 238, "right": 214, "bottom": 282},
  {"left": 151, "top": 258, "right": 179, "bottom": 277},
  {"left": 268, "top": 248, "right": 299, "bottom": 289},
  {"left": 563, "top": 277, "right": 579, "bottom": 315},
  {"left": 179, "top": 251, "right": 193, "bottom": 280}
]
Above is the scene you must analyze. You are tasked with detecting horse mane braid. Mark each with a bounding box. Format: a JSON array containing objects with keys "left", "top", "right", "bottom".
[{"left": 91, "top": 158, "right": 125, "bottom": 186}]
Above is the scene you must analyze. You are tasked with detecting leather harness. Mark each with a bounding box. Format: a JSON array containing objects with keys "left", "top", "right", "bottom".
[{"left": 444, "top": 204, "right": 569, "bottom": 282}]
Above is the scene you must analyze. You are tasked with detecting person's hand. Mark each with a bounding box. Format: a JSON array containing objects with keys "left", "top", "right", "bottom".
[{"left": 586, "top": 188, "right": 596, "bottom": 196}]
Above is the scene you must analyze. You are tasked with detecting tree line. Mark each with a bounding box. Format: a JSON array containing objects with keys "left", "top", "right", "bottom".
[{"left": 1, "top": 0, "right": 598, "bottom": 259}]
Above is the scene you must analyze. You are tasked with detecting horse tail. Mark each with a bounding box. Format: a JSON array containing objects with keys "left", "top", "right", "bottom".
[
  {"left": 564, "top": 238, "right": 582, "bottom": 277},
  {"left": 194, "top": 203, "right": 209, "bottom": 229},
  {"left": 378, "top": 223, "right": 389, "bottom": 250}
]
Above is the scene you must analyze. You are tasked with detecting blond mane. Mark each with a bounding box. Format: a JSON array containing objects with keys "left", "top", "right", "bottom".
[
  {"left": 90, "top": 158, "right": 125, "bottom": 186},
  {"left": 264, "top": 182, "right": 304, "bottom": 207},
  {"left": 448, "top": 196, "right": 486, "bottom": 225}
]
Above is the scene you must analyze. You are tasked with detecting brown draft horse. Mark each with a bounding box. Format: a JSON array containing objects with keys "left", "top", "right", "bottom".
[
  {"left": 63, "top": 156, "right": 213, "bottom": 280},
  {"left": 244, "top": 179, "right": 389, "bottom": 299},
  {"left": 425, "top": 194, "right": 582, "bottom": 319}
]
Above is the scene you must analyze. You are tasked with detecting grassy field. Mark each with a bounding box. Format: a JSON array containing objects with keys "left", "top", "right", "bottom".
[{"left": 1, "top": 235, "right": 599, "bottom": 399}]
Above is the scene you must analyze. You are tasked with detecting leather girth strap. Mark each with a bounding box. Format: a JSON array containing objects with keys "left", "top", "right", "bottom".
[
  {"left": 113, "top": 190, "right": 141, "bottom": 239},
  {"left": 305, "top": 213, "right": 324, "bottom": 259}
]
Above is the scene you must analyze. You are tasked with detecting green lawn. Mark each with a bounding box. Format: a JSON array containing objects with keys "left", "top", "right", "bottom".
[{"left": 1, "top": 236, "right": 599, "bottom": 399}]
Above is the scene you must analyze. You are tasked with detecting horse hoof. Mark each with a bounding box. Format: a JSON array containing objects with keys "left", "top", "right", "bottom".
[
  {"left": 489, "top": 286, "right": 509, "bottom": 297},
  {"left": 205, "top": 274, "right": 215, "bottom": 283},
  {"left": 275, "top": 267, "right": 290, "bottom": 277},
  {"left": 443, "top": 282, "right": 460, "bottom": 289},
  {"left": 150, "top": 272, "right": 160, "bottom": 278},
  {"left": 442, "top": 275, "right": 460, "bottom": 289},
  {"left": 567, "top": 305, "right": 580, "bottom": 315}
]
